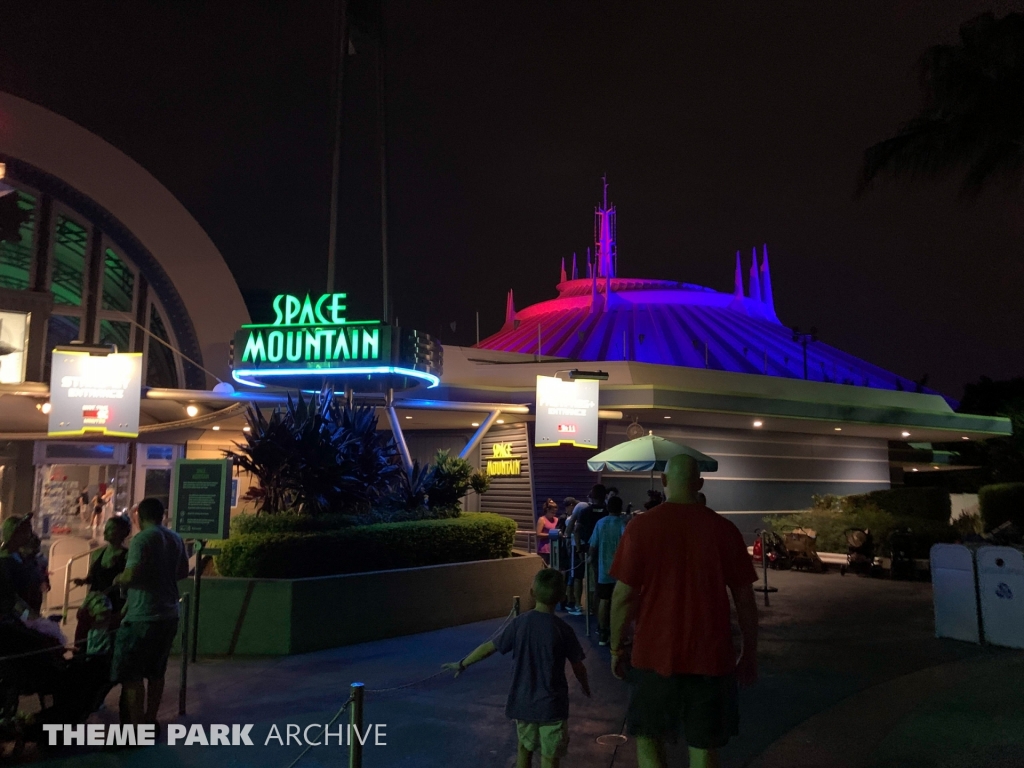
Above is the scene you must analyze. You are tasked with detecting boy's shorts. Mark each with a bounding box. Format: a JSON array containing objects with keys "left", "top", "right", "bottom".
[
  {"left": 595, "top": 581, "right": 615, "bottom": 600},
  {"left": 516, "top": 720, "right": 569, "bottom": 758}
]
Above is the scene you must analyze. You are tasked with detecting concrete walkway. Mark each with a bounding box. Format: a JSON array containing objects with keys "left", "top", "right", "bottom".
[{"left": 11, "top": 567, "right": 1020, "bottom": 767}]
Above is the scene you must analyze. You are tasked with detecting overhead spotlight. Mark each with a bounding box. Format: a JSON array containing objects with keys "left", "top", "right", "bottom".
[
  {"left": 186, "top": 405, "right": 199, "bottom": 418},
  {"left": 834, "top": 427, "right": 842, "bottom": 431},
  {"left": 471, "top": 422, "right": 480, "bottom": 427},
  {"left": 404, "top": 415, "right": 412, "bottom": 420},
  {"left": 753, "top": 420, "right": 763, "bottom": 428},
  {"left": 901, "top": 431, "right": 911, "bottom": 438},
  {"left": 496, "top": 419, "right": 505, "bottom": 424},
  {"left": 663, "top": 415, "right": 671, "bottom": 420},
  {"left": 933, "top": 465, "right": 939, "bottom": 470},
  {"left": 212, "top": 425, "right": 220, "bottom": 431},
  {"left": 243, "top": 426, "right": 251, "bottom": 433},
  {"left": 37, "top": 402, "right": 52, "bottom": 414},
  {"left": 962, "top": 436, "right": 970, "bottom": 440},
  {"left": 912, "top": 468, "right": 919, "bottom": 472}
]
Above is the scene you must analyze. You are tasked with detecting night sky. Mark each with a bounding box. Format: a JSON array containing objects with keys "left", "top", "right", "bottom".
[{"left": 2, "top": 1, "right": 1022, "bottom": 398}]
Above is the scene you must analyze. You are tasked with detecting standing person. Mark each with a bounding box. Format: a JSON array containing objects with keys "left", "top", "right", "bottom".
[
  {"left": 536, "top": 500, "right": 559, "bottom": 566},
  {"left": 443, "top": 568, "right": 590, "bottom": 768},
  {"left": 588, "top": 496, "right": 627, "bottom": 646},
  {"left": 90, "top": 484, "right": 109, "bottom": 539},
  {"left": 73, "top": 515, "right": 131, "bottom": 649},
  {"left": 609, "top": 454, "right": 759, "bottom": 768},
  {"left": 565, "top": 485, "right": 607, "bottom": 618},
  {"left": 111, "top": 498, "right": 189, "bottom": 728},
  {"left": 17, "top": 534, "right": 49, "bottom": 616}
]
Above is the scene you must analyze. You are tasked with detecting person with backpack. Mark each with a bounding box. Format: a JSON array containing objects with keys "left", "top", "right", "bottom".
[{"left": 565, "top": 485, "right": 607, "bottom": 618}]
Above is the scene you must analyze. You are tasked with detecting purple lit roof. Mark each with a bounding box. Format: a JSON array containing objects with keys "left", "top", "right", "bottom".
[{"left": 476, "top": 182, "right": 928, "bottom": 393}]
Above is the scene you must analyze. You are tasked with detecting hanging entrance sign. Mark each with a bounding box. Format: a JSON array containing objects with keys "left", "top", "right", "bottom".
[
  {"left": 48, "top": 348, "right": 143, "bottom": 437},
  {"left": 534, "top": 375, "right": 599, "bottom": 449},
  {"left": 230, "top": 292, "right": 442, "bottom": 391}
]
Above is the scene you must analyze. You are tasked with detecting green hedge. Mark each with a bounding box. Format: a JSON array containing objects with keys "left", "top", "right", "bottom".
[
  {"left": 231, "top": 505, "right": 462, "bottom": 536},
  {"left": 850, "top": 487, "right": 952, "bottom": 524},
  {"left": 979, "top": 483, "right": 1024, "bottom": 530},
  {"left": 215, "top": 513, "right": 517, "bottom": 579}
]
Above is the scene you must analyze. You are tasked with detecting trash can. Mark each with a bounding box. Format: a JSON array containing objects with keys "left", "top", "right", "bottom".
[
  {"left": 930, "top": 543, "right": 980, "bottom": 643},
  {"left": 977, "top": 546, "right": 1024, "bottom": 650}
]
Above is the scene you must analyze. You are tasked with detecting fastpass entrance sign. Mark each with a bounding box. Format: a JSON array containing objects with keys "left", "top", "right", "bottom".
[{"left": 534, "top": 375, "right": 599, "bottom": 449}]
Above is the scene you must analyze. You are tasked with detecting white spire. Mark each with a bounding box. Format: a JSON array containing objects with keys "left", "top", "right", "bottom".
[
  {"left": 760, "top": 243, "right": 778, "bottom": 320},
  {"left": 748, "top": 247, "right": 762, "bottom": 303},
  {"left": 734, "top": 251, "right": 744, "bottom": 299}
]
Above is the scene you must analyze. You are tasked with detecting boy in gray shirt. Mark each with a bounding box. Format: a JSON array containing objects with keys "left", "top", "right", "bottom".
[{"left": 444, "top": 569, "right": 590, "bottom": 768}]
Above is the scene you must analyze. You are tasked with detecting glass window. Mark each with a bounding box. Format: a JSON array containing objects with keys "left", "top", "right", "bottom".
[
  {"left": 98, "top": 319, "right": 131, "bottom": 352},
  {"left": 51, "top": 215, "right": 88, "bottom": 307},
  {"left": 145, "top": 445, "right": 175, "bottom": 461},
  {"left": 146, "top": 304, "right": 178, "bottom": 389},
  {"left": 101, "top": 248, "right": 134, "bottom": 312},
  {"left": 43, "top": 314, "right": 80, "bottom": 381},
  {"left": 0, "top": 191, "right": 36, "bottom": 291}
]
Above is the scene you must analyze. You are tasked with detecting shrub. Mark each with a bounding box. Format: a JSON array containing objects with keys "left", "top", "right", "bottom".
[
  {"left": 215, "top": 512, "right": 517, "bottom": 579},
  {"left": 851, "top": 487, "right": 952, "bottom": 524},
  {"left": 232, "top": 511, "right": 356, "bottom": 535},
  {"left": 426, "top": 450, "right": 474, "bottom": 509},
  {"left": 979, "top": 483, "right": 1024, "bottom": 530},
  {"left": 769, "top": 493, "right": 957, "bottom": 557}
]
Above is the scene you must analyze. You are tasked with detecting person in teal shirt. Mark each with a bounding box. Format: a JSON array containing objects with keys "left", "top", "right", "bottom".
[{"left": 589, "top": 496, "right": 627, "bottom": 646}]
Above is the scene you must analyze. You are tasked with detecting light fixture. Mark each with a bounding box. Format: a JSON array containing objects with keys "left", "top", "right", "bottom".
[
  {"left": 404, "top": 415, "right": 412, "bottom": 420},
  {"left": 471, "top": 422, "right": 480, "bottom": 427},
  {"left": 497, "top": 419, "right": 505, "bottom": 424},
  {"left": 901, "top": 431, "right": 911, "bottom": 438},
  {"left": 933, "top": 465, "right": 939, "bottom": 470},
  {"left": 834, "top": 427, "right": 842, "bottom": 431},
  {"left": 37, "top": 402, "right": 52, "bottom": 414},
  {"left": 186, "top": 405, "right": 199, "bottom": 418},
  {"left": 753, "top": 420, "right": 763, "bottom": 428},
  {"left": 212, "top": 425, "right": 220, "bottom": 431},
  {"left": 912, "top": 468, "right": 919, "bottom": 472},
  {"left": 962, "top": 436, "right": 970, "bottom": 440},
  {"left": 663, "top": 415, "right": 671, "bottom": 420},
  {"left": 567, "top": 369, "right": 609, "bottom": 381},
  {"left": 243, "top": 426, "right": 251, "bottom": 433}
]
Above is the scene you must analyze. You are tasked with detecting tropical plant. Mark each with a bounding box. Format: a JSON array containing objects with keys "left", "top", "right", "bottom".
[
  {"left": 388, "top": 460, "right": 433, "bottom": 512},
  {"left": 470, "top": 469, "right": 491, "bottom": 496},
  {"left": 426, "top": 449, "right": 475, "bottom": 510},
  {"left": 860, "top": 12, "right": 1024, "bottom": 197},
  {"left": 227, "top": 387, "right": 401, "bottom": 515}
]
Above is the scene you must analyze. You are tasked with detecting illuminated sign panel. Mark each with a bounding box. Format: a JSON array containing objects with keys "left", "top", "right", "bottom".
[
  {"left": 486, "top": 442, "right": 521, "bottom": 476},
  {"left": 48, "top": 350, "right": 143, "bottom": 437},
  {"left": 171, "top": 459, "right": 232, "bottom": 539},
  {"left": 231, "top": 293, "right": 442, "bottom": 390},
  {"left": 0, "top": 310, "right": 29, "bottom": 384},
  {"left": 534, "top": 375, "right": 599, "bottom": 449}
]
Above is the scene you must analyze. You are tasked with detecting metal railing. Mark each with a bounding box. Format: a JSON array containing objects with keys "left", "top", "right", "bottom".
[
  {"left": 60, "top": 545, "right": 104, "bottom": 623},
  {"left": 514, "top": 530, "right": 538, "bottom": 554}
]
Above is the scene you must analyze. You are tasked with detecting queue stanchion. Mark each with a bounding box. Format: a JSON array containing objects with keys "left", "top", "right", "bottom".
[
  {"left": 178, "top": 592, "right": 190, "bottom": 716},
  {"left": 349, "top": 682, "right": 365, "bottom": 768},
  {"left": 756, "top": 530, "right": 778, "bottom": 607},
  {"left": 191, "top": 539, "right": 205, "bottom": 663},
  {"left": 584, "top": 556, "right": 590, "bottom": 637}
]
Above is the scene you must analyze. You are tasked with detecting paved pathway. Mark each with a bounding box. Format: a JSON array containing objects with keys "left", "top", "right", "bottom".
[{"left": 12, "top": 567, "right": 1021, "bottom": 767}]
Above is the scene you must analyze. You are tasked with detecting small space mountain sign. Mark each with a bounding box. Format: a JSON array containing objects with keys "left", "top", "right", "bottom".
[
  {"left": 534, "top": 375, "right": 599, "bottom": 449},
  {"left": 230, "top": 292, "right": 442, "bottom": 392},
  {"left": 48, "top": 349, "right": 143, "bottom": 438}
]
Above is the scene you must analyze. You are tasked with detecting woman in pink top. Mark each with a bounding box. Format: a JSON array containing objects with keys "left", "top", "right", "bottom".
[{"left": 536, "top": 499, "right": 559, "bottom": 565}]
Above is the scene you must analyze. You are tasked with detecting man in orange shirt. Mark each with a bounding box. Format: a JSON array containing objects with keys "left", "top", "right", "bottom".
[{"left": 609, "top": 454, "right": 759, "bottom": 768}]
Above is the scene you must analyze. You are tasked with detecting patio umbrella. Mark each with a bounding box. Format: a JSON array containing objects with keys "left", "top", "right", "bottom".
[{"left": 587, "top": 433, "right": 718, "bottom": 474}]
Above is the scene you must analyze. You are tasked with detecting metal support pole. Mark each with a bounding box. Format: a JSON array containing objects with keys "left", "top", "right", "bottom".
[
  {"left": 349, "top": 682, "right": 365, "bottom": 768},
  {"left": 584, "top": 560, "right": 590, "bottom": 637},
  {"left": 178, "top": 593, "right": 190, "bottom": 716},
  {"left": 385, "top": 405, "right": 414, "bottom": 474},
  {"left": 191, "top": 540, "right": 204, "bottom": 663},
  {"left": 513, "top": 595, "right": 521, "bottom": 617},
  {"left": 756, "top": 530, "right": 778, "bottom": 606},
  {"left": 458, "top": 409, "right": 502, "bottom": 460}
]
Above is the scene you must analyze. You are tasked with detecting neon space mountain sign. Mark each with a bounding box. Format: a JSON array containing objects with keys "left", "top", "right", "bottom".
[{"left": 231, "top": 293, "right": 442, "bottom": 390}]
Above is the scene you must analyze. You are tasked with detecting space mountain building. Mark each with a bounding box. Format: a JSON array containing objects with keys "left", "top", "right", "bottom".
[{"left": 421, "top": 181, "right": 1010, "bottom": 539}]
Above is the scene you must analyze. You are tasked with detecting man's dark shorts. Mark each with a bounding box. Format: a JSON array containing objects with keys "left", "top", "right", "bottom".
[
  {"left": 595, "top": 581, "right": 615, "bottom": 600},
  {"left": 568, "top": 544, "right": 586, "bottom": 583},
  {"left": 626, "top": 668, "right": 739, "bottom": 750},
  {"left": 111, "top": 619, "right": 178, "bottom": 683}
]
